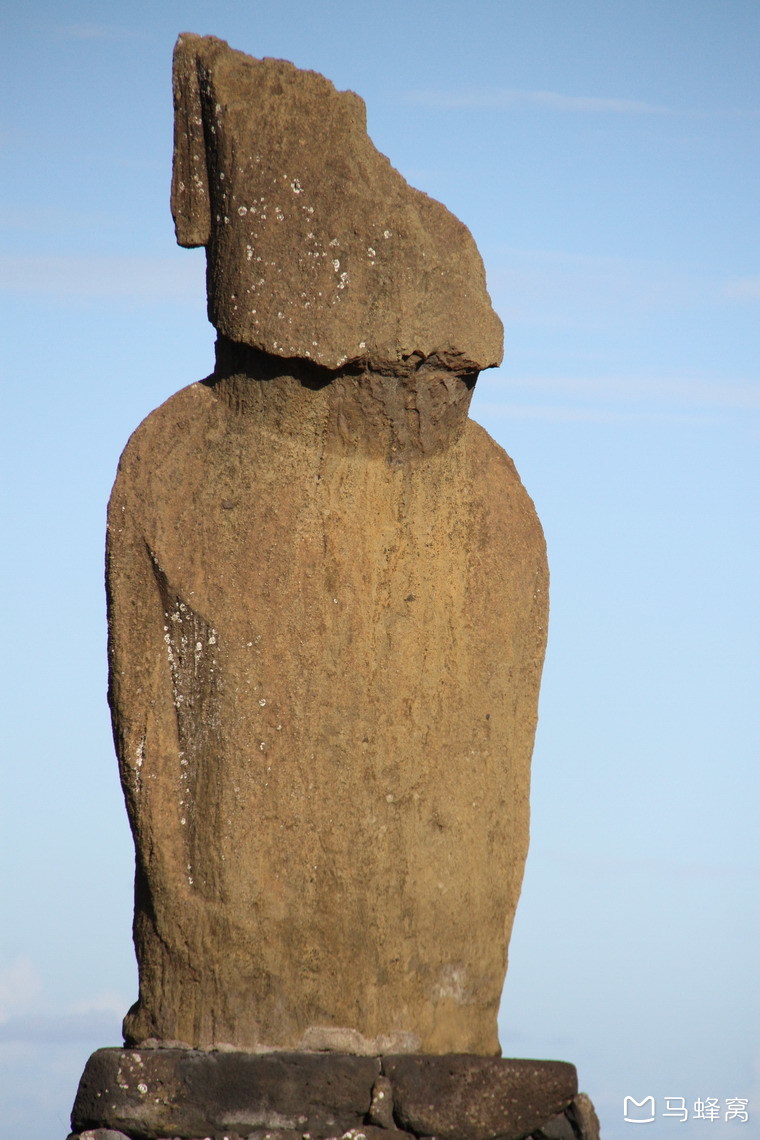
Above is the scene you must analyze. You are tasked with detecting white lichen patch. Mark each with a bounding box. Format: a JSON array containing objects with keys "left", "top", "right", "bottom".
[
  {"left": 116, "top": 1052, "right": 145, "bottom": 1092},
  {"left": 432, "top": 963, "right": 472, "bottom": 1004}
]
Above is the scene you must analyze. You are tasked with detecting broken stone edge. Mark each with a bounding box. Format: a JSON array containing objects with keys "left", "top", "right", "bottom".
[{"left": 69, "top": 1050, "right": 599, "bottom": 1140}]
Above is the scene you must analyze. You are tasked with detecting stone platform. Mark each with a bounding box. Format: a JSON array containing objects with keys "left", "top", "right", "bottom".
[{"left": 68, "top": 1050, "right": 599, "bottom": 1140}]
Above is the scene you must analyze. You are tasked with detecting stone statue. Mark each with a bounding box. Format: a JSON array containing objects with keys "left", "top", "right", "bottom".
[
  {"left": 106, "top": 33, "right": 548, "bottom": 1058},
  {"left": 68, "top": 34, "right": 604, "bottom": 1140}
]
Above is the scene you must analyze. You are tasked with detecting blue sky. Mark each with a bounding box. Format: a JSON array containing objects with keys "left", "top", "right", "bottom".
[{"left": 1, "top": 2, "right": 758, "bottom": 1138}]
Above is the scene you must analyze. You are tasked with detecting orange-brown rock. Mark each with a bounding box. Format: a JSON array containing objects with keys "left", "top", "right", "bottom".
[
  {"left": 106, "top": 37, "right": 548, "bottom": 1056},
  {"left": 171, "top": 34, "right": 503, "bottom": 372}
]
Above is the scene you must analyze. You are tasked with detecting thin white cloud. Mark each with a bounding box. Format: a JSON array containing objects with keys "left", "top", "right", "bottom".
[
  {"left": 474, "top": 401, "right": 722, "bottom": 426},
  {"left": 474, "top": 370, "right": 760, "bottom": 425},
  {"left": 57, "top": 24, "right": 143, "bottom": 41},
  {"left": 0, "top": 254, "right": 204, "bottom": 303},
  {"left": 0, "top": 1010, "right": 123, "bottom": 1044},
  {"left": 723, "top": 276, "right": 760, "bottom": 301},
  {"left": 541, "top": 850, "right": 760, "bottom": 880},
  {"left": 402, "top": 87, "right": 669, "bottom": 114},
  {"left": 0, "top": 962, "right": 129, "bottom": 1043},
  {"left": 0, "top": 957, "right": 42, "bottom": 1022},
  {"left": 69, "top": 991, "right": 128, "bottom": 1019},
  {"left": 502, "top": 373, "right": 760, "bottom": 411},
  {"left": 489, "top": 248, "right": 760, "bottom": 329},
  {"left": 0, "top": 205, "right": 128, "bottom": 232}
]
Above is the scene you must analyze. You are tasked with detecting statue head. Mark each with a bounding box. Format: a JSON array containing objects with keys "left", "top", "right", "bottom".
[{"left": 171, "top": 34, "right": 503, "bottom": 374}]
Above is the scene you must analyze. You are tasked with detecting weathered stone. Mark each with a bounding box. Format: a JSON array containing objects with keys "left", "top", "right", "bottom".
[
  {"left": 530, "top": 1108, "right": 576, "bottom": 1140},
  {"left": 72, "top": 1048, "right": 379, "bottom": 1140},
  {"left": 171, "top": 34, "right": 503, "bottom": 373},
  {"left": 245, "top": 1131, "right": 305, "bottom": 1140},
  {"left": 367, "top": 1076, "right": 395, "bottom": 1129},
  {"left": 110, "top": 349, "right": 547, "bottom": 1053},
  {"left": 326, "top": 1129, "right": 415, "bottom": 1140},
  {"left": 383, "top": 1056, "right": 577, "bottom": 1140},
  {"left": 568, "top": 1094, "right": 600, "bottom": 1140},
  {"left": 68, "top": 1130, "right": 133, "bottom": 1140},
  {"left": 106, "top": 36, "right": 548, "bottom": 1057}
]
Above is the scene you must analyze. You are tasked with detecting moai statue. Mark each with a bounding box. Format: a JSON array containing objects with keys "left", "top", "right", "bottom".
[
  {"left": 105, "top": 33, "right": 549, "bottom": 1058},
  {"left": 69, "top": 34, "right": 603, "bottom": 1140}
]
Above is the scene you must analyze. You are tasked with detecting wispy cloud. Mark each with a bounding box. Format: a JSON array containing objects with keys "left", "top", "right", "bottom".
[
  {"left": 0, "top": 1009, "right": 124, "bottom": 1044},
  {"left": 723, "top": 276, "right": 760, "bottom": 301},
  {"left": 502, "top": 372, "right": 760, "bottom": 411},
  {"left": 57, "top": 23, "right": 144, "bottom": 41},
  {"left": 474, "top": 370, "right": 760, "bottom": 425},
  {"left": 402, "top": 88, "right": 669, "bottom": 114},
  {"left": 0, "top": 958, "right": 128, "bottom": 1044},
  {"left": 540, "top": 849, "right": 760, "bottom": 880},
  {"left": 488, "top": 247, "right": 760, "bottom": 330},
  {"left": 0, "top": 254, "right": 204, "bottom": 303},
  {"left": 474, "top": 400, "right": 726, "bottom": 426},
  {"left": 0, "top": 958, "right": 42, "bottom": 1022}
]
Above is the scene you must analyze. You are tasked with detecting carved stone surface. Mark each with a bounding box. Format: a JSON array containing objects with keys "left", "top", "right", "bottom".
[
  {"left": 384, "top": 1055, "right": 578, "bottom": 1140},
  {"left": 106, "top": 36, "right": 548, "bottom": 1055},
  {"left": 70, "top": 1051, "right": 582, "bottom": 1140},
  {"left": 57, "top": 31, "right": 605, "bottom": 1140},
  {"left": 72, "top": 1049, "right": 379, "bottom": 1139},
  {"left": 171, "top": 34, "right": 503, "bottom": 372},
  {"left": 110, "top": 339, "right": 547, "bottom": 1055}
]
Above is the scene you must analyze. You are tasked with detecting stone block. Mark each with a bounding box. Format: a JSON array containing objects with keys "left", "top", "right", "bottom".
[
  {"left": 568, "top": 1094, "right": 600, "bottom": 1140},
  {"left": 71, "top": 1049, "right": 379, "bottom": 1140},
  {"left": 383, "top": 1055, "right": 578, "bottom": 1140}
]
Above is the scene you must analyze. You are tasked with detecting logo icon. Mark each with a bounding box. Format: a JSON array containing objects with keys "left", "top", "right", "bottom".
[{"left": 624, "top": 1096, "right": 656, "bottom": 1124}]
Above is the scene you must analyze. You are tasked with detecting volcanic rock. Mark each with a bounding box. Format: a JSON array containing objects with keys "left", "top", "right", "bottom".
[
  {"left": 171, "top": 33, "right": 503, "bottom": 372},
  {"left": 107, "top": 35, "right": 548, "bottom": 1055}
]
